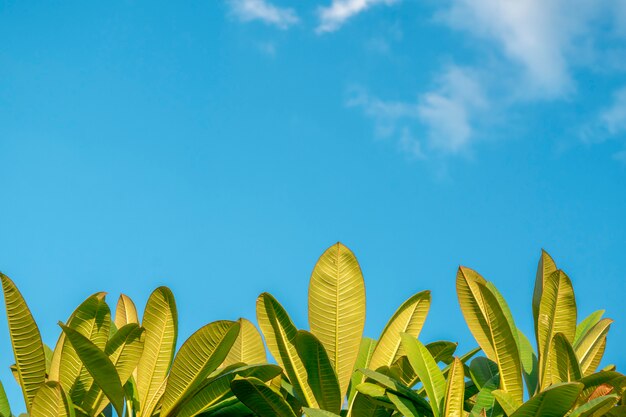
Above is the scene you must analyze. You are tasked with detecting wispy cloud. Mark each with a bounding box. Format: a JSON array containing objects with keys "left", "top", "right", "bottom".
[
  {"left": 348, "top": 66, "right": 488, "bottom": 157},
  {"left": 601, "top": 86, "right": 626, "bottom": 135},
  {"left": 439, "top": 0, "right": 600, "bottom": 99},
  {"left": 316, "top": 0, "right": 399, "bottom": 33},
  {"left": 228, "top": 0, "right": 299, "bottom": 30}
]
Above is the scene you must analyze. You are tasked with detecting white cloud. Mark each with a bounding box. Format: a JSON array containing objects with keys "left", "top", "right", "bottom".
[
  {"left": 601, "top": 86, "right": 626, "bottom": 135},
  {"left": 228, "top": 0, "right": 299, "bottom": 29},
  {"left": 348, "top": 66, "right": 487, "bottom": 157},
  {"left": 317, "top": 0, "right": 399, "bottom": 33},
  {"left": 440, "top": 0, "right": 600, "bottom": 98}
]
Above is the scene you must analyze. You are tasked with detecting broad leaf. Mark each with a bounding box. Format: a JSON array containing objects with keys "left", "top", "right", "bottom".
[
  {"left": 348, "top": 337, "right": 376, "bottom": 403},
  {"left": 575, "top": 318, "right": 612, "bottom": 376},
  {"left": 532, "top": 250, "right": 557, "bottom": 343},
  {"left": 308, "top": 242, "right": 366, "bottom": 399},
  {"left": 547, "top": 333, "right": 581, "bottom": 385},
  {"left": 0, "top": 380, "right": 11, "bottom": 417},
  {"left": 114, "top": 294, "right": 139, "bottom": 329},
  {"left": 222, "top": 318, "right": 266, "bottom": 367},
  {"left": 456, "top": 267, "right": 495, "bottom": 360},
  {"left": 136, "top": 286, "right": 178, "bottom": 417},
  {"left": 296, "top": 330, "right": 341, "bottom": 414},
  {"left": 443, "top": 358, "right": 465, "bottom": 417},
  {"left": 510, "top": 382, "right": 582, "bottom": 417},
  {"left": 231, "top": 377, "right": 297, "bottom": 417},
  {"left": 401, "top": 333, "right": 445, "bottom": 417},
  {"left": 175, "top": 363, "right": 281, "bottom": 417},
  {"left": 29, "top": 381, "right": 72, "bottom": 417},
  {"left": 257, "top": 292, "right": 318, "bottom": 407},
  {"left": 476, "top": 284, "right": 523, "bottom": 403},
  {"left": 537, "top": 270, "right": 576, "bottom": 390},
  {"left": 160, "top": 320, "right": 241, "bottom": 417},
  {"left": 1, "top": 273, "right": 47, "bottom": 411},
  {"left": 60, "top": 324, "right": 125, "bottom": 417},
  {"left": 369, "top": 290, "right": 431, "bottom": 371},
  {"left": 50, "top": 292, "right": 111, "bottom": 406}
]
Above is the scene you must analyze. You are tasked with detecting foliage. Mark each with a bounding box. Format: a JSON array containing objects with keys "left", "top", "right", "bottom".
[{"left": 0, "top": 244, "right": 623, "bottom": 417}]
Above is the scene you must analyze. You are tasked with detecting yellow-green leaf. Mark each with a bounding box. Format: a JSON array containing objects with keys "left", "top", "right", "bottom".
[
  {"left": 295, "top": 330, "right": 341, "bottom": 414},
  {"left": 222, "top": 318, "right": 266, "bottom": 367},
  {"left": 160, "top": 320, "right": 241, "bottom": 417},
  {"left": 308, "top": 242, "right": 366, "bottom": 400},
  {"left": 0, "top": 380, "right": 11, "bottom": 417},
  {"left": 1, "top": 273, "right": 47, "bottom": 411},
  {"left": 532, "top": 250, "right": 557, "bottom": 343},
  {"left": 175, "top": 363, "right": 281, "bottom": 417},
  {"left": 401, "top": 333, "right": 446, "bottom": 417},
  {"left": 456, "top": 267, "right": 495, "bottom": 360},
  {"left": 29, "top": 381, "right": 72, "bottom": 417},
  {"left": 476, "top": 283, "right": 523, "bottom": 404},
  {"left": 492, "top": 389, "right": 521, "bottom": 415},
  {"left": 510, "top": 382, "right": 582, "bottom": 417},
  {"left": 257, "top": 292, "right": 318, "bottom": 407},
  {"left": 575, "top": 318, "right": 612, "bottom": 376},
  {"left": 60, "top": 324, "right": 125, "bottom": 417},
  {"left": 547, "top": 333, "right": 581, "bottom": 385},
  {"left": 369, "top": 290, "right": 431, "bottom": 371},
  {"left": 443, "top": 358, "right": 465, "bottom": 417},
  {"left": 348, "top": 337, "right": 376, "bottom": 403},
  {"left": 231, "top": 377, "right": 297, "bottom": 417},
  {"left": 537, "top": 270, "right": 576, "bottom": 391},
  {"left": 114, "top": 294, "right": 139, "bottom": 330},
  {"left": 50, "top": 292, "right": 111, "bottom": 406},
  {"left": 136, "top": 286, "right": 178, "bottom": 417}
]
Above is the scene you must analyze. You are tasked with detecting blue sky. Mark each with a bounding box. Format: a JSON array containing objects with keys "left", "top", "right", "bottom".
[{"left": 1, "top": 0, "right": 626, "bottom": 411}]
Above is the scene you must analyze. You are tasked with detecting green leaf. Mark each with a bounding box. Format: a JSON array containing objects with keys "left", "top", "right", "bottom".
[
  {"left": 113, "top": 294, "right": 139, "bottom": 330},
  {"left": 492, "top": 389, "right": 521, "bottom": 415},
  {"left": 537, "top": 270, "right": 577, "bottom": 391},
  {"left": 456, "top": 267, "right": 495, "bottom": 360},
  {"left": 469, "top": 357, "right": 499, "bottom": 390},
  {"left": 510, "top": 382, "right": 583, "bottom": 417},
  {"left": 231, "top": 377, "right": 297, "bottom": 417},
  {"left": 369, "top": 291, "right": 431, "bottom": 371},
  {"left": 29, "top": 381, "right": 72, "bottom": 417},
  {"left": 547, "top": 333, "right": 581, "bottom": 385},
  {"left": 401, "top": 333, "right": 446, "bottom": 417},
  {"left": 348, "top": 337, "right": 376, "bottom": 403},
  {"left": 160, "top": 320, "right": 241, "bottom": 417},
  {"left": 257, "top": 292, "right": 318, "bottom": 407},
  {"left": 569, "top": 395, "right": 618, "bottom": 417},
  {"left": 175, "top": 363, "right": 281, "bottom": 417},
  {"left": 136, "top": 286, "right": 178, "bottom": 417},
  {"left": 443, "top": 358, "right": 465, "bottom": 417},
  {"left": 470, "top": 374, "right": 501, "bottom": 417},
  {"left": 0, "top": 380, "right": 11, "bottom": 417},
  {"left": 575, "top": 318, "right": 612, "bottom": 376},
  {"left": 50, "top": 292, "right": 111, "bottom": 406},
  {"left": 82, "top": 323, "right": 146, "bottom": 415},
  {"left": 573, "top": 310, "right": 604, "bottom": 347},
  {"left": 1, "top": 273, "right": 47, "bottom": 410},
  {"left": 517, "top": 329, "right": 538, "bottom": 396},
  {"left": 59, "top": 324, "right": 125, "bottom": 417},
  {"left": 308, "top": 242, "right": 366, "bottom": 400},
  {"left": 303, "top": 407, "right": 342, "bottom": 417},
  {"left": 532, "top": 250, "right": 557, "bottom": 344},
  {"left": 295, "top": 330, "right": 342, "bottom": 414},
  {"left": 476, "top": 284, "right": 524, "bottom": 404},
  {"left": 222, "top": 318, "right": 267, "bottom": 367},
  {"left": 386, "top": 392, "right": 423, "bottom": 417},
  {"left": 356, "top": 368, "right": 430, "bottom": 412}
]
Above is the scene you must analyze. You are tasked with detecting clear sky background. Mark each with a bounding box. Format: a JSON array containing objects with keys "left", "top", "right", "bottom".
[{"left": 1, "top": 0, "right": 626, "bottom": 412}]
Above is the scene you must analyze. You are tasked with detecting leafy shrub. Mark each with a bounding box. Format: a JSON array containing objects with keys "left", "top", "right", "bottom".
[{"left": 0, "top": 244, "right": 623, "bottom": 417}]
